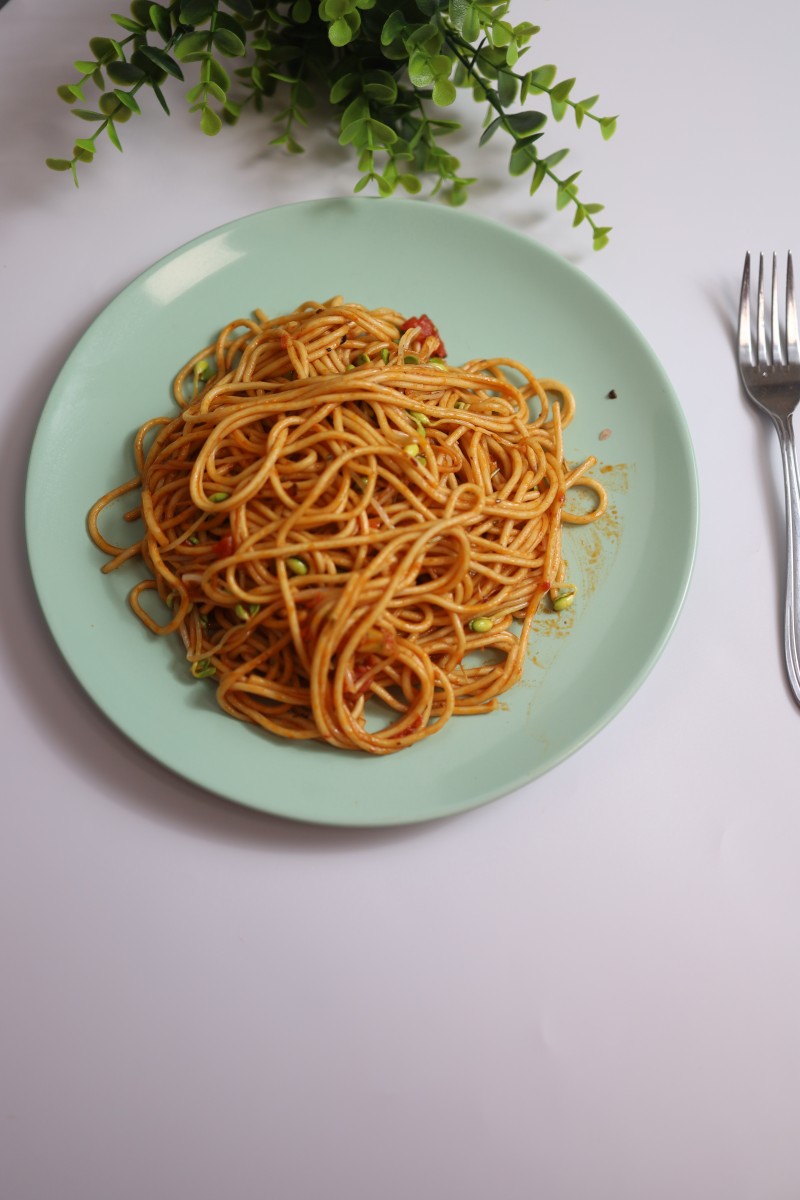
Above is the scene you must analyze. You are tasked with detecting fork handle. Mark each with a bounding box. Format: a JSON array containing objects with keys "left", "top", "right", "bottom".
[{"left": 773, "top": 412, "right": 800, "bottom": 704}]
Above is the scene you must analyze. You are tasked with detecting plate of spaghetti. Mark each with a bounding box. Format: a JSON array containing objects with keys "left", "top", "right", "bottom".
[{"left": 26, "top": 199, "right": 697, "bottom": 825}]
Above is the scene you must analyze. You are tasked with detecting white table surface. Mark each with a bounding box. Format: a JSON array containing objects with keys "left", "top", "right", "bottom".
[{"left": 3, "top": 2, "right": 800, "bottom": 1197}]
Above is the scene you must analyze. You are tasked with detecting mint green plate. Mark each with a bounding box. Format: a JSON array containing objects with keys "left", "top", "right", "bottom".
[{"left": 25, "top": 199, "right": 698, "bottom": 826}]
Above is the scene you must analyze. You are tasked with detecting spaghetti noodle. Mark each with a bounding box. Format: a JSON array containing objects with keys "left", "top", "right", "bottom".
[{"left": 88, "top": 298, "right": 606, "bottom": 755}]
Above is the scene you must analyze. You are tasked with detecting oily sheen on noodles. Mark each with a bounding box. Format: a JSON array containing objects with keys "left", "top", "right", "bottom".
[{"left": 88, "top": 298, "right": 606, "bottom": 755}]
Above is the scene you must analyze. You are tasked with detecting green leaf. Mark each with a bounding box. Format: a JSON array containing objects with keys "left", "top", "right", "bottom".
[
  {"left": 490, "top": 20, "right": 512, "bottom": 46},
  {"left": 67, "top": 82, "right": 87, "bottom": 103},
  {"left": 573, "top": 204, "right": 586, "bottom": 227},
  {"left": 45, "top": 157, "right": 73, "bottom": 171},
  {"left": 130, "top": 0, "right": 154, "bottom": 24},
  {"left": 399, "top": 173, "right": 422, "bottom": 194},
  {"left": 107, "top": 120, "right": 124, "bottom": 151},
  {"left": 106, "top": 60, "right": 146, "bottom": 84},
  {"left": 330, "top": 72, "right": 358, "bottom": 103},
  {"left": 509, "top": 138, "right": 538, "bottom": 176},
  {"left": 151, "top": 81, "right": 170, "bottom": 113},
  {"left": 592, "top": 227, "right": 611, "bottom": 251},
  {"left": 415, "top": 0, "right": 438, "bottom": 15},
  {"left": 174, "top": 31, "right": 211, "bottom": 60},
  {"left": 329, "top": 18, "right": 352, "bottom": 46},
  {"left": 448, "top": 0, "right": 469, "bottom": 31},
  {"left": 341, "top": 96, "right": 369, "bottom": 127},
  {"left": 92, "top": 68, "right": 105, "bottom": 90},
  {"left": 555, "top": 172, "right": 580, "bottom": 209},
  {"left": 179, "top": 0, "right": 215, "bottom": 21},
  {"left": 543, "top": 148, "right": 568, "bottom": 168},
  {"left": 130, "top": 0, "right": 155, "bottom": 25},
  {"left": 529, "top": 162, "right": 546, "bottom": 194},
  {"left": 513, "top": 21, "right": 539, "bottom": 40},
  {"left": 376, "top": 173, "right": 395, "bottom": 196},
  {"left": 449, "top": 181, "right": 468, "bottom": 206},
  {"left": 368, "top": 118, "right": 398, "bottom": 144},
  {"left": 286, "top": 136, "right": 304, "bottom": 154},
  {"left": 208, "top": 58, "right": 231, "bottom": 92},
  {"left": 89, "top": 37, "right": 119, "bottom": 62},
  {"left": 497, "top": 69, "right": 517, "bottom": 106},
  {"left": 362, "top": 72, "right": 398, "bottom": 104},
  {"left": 600, "top": 116, "right": 617, "bottom": 140},
  {"left": 111, "top": 14, "right": 145, "bottom": 32},
  {"left": 551, "top": 77, "right": 575, "bottom": 102},
  {"left": 505, "top": 110, "right": 546, "bottom": 136},
  {"left": 338, "top": 118, "right": 367, "bottom": 146},
  {"left": 527, "top": 63, "right": 556, "bottom": 92},
  {"left": 292, "top": 0, "right": 312, "bottom": 20},
  {"left": 57, "top": 84, "right": 77, "bottom": 104},
  {"left": 505, "top": 40, "right": 518, "bottom": 67},
  {"left": 215, "top": 11, "right": 247, "bottom": 38},
  {"left": 224, "top": 0, "right": 254, "bottom": 15},
  {"left": 201, "top": 81, "right": 226, "bottom": 102},
  {"left": 149, "top": 4, "right": 173, "bottom": 40},
  {"left": 213, "top": 28, "right": 246, "bottom": 56},
  {"left": 432, "top": 78, "right": 456, "bottom": 106},
  {"left": 72, "top": 109, "right": 105, "bottom": 121},
  {"left": 74, "top": 59, "right": 98, "bottom": 74},
  {"left": 380, "top": 9, "right": 406, "bottom": 45},
  {"left": 478, "top": 115, "right": 502, "bottom": 147},
  {"left": 73, "top": 136, "right": 95, "bottom": 154},
  {"left": 139, "top": 46, "right": 184, "bottom": 79},
  {"left": 132, "top": 47, "right": 167, "bottom": 84},
  {"left": 99, "top": 91, "right": 120, "bottom": 115},
  {"left": 200, "top": 106, "right": 223, "bottom": 134},
  {"left": 114, "top": 88, "right": 142, "bottom": 113},
  {"left": 353, "top": 173, "right": 372, "bottom": 193},
  {"left": 583, "top": 202, "right": 605, "bottom": 214},
  {"left": 430, "top": 54, "right": 452, "bottom": 78},
  {"left": 461, "top": 4, "right": 480, "bottom": 41},
  {"left": 408, "top": 52, "right": 434, "bottom": 87}
]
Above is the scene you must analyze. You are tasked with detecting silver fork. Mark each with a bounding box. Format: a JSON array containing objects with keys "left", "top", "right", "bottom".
[{"left": 739, "top": 251, "right": 800, "bottom": 704}]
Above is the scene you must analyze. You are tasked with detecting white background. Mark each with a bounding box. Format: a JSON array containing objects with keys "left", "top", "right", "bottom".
[{"left": 3, "top": 1, "right": 800, "bottom": 1198}]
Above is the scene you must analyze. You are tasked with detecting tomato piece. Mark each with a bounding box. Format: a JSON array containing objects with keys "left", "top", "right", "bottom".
[
  {"left": 399, "top": 314, "right": 447, "bottom": 358},
  {"left": 214, "top": 533, "right": 235, "bottom": 558}
]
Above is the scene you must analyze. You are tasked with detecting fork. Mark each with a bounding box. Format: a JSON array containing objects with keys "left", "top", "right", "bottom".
[{"left": 739, "top": 251, "right": 800, "bottom": 705}]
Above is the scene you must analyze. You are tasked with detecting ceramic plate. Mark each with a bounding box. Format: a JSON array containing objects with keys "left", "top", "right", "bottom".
[{"left": 26, "top": 199, "right": 698, "bottom": 826}]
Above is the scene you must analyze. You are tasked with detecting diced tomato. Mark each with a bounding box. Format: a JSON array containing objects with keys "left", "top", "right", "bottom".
[
  {"left": 214, "top": 533, "right": 235, "bottom": 558},
  {"left": 400, "top": 314, "right": 447, "bottom": 358}
]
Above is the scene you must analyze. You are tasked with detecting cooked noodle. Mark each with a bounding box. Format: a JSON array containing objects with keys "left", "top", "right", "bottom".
[{"left": 88, "top": 298, "right": 607, "bottom": 755}]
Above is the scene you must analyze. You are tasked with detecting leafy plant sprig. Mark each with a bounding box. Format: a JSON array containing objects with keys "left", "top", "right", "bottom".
[{"left": 48, "top": 0, "right": 617, "bottom": 247}]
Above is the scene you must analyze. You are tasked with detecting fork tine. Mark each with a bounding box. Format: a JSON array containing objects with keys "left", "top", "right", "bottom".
[
  {"left": 757, "top": 252, "right": 768, "bottom": 365},
  {"left": 772, "top": 252, "right": 783, "bottom": 365},
  {"left": 739, "top": 252, "right": 753, "bottom": 365},
  {"left": 787, "top": 252, "right": 799, "bottom": 365}
]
